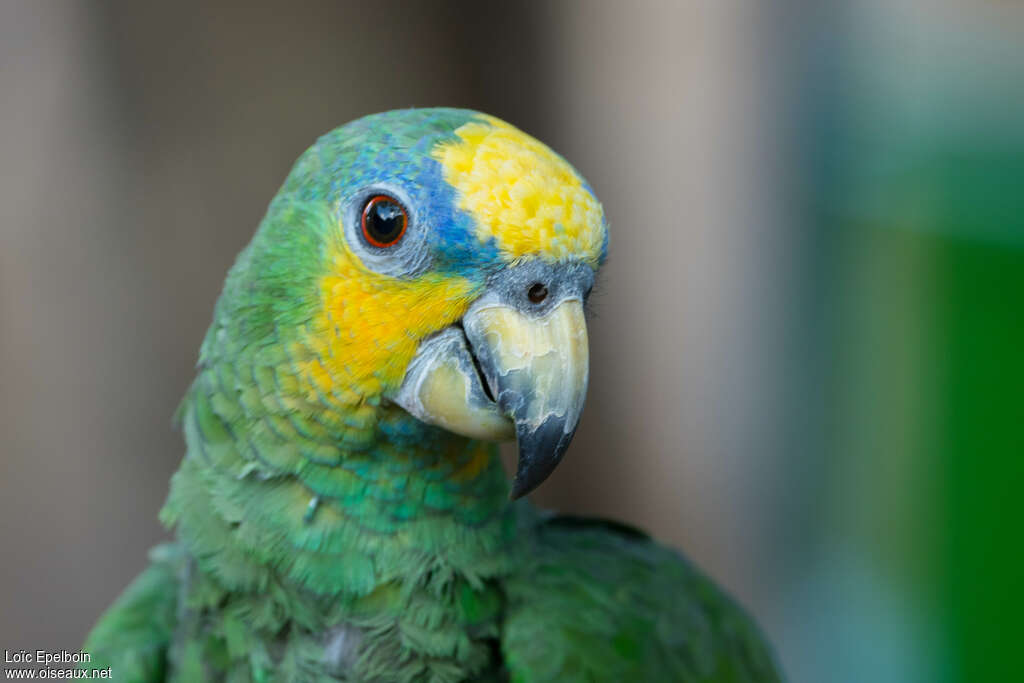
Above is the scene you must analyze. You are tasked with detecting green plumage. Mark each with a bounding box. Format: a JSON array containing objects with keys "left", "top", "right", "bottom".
[{"left": 84, "top": 109, "right": 782, "bottom": 682}]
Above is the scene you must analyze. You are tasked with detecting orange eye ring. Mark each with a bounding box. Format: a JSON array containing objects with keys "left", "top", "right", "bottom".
[{"left": 361, "top": 194, "right": 408, "bottom": 248}]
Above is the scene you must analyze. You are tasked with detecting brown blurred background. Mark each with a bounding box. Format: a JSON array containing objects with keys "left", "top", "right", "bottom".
[{"left": 3, "top": 2, "right": 1023, "bottom": 682}]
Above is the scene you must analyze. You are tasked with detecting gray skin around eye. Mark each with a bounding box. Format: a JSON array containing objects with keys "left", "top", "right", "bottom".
[{"left": 340, "top": 183, "right": 432, "bottom": 279}]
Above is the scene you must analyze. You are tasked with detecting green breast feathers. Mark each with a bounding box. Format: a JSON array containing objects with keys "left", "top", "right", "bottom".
[{"left": 83, "top": 108, "right": 783, "bottom": 683}]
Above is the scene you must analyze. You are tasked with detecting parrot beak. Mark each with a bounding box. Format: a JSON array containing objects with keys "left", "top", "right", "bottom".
[
  {"left": 389, "top": 326, "right": 515, "bottom": 441},
  {"left": 390, "top": 262, "right": 592, "bottom": 499},
  {"left": 462, "top": 297, "right": 589, "bottom": 499}
]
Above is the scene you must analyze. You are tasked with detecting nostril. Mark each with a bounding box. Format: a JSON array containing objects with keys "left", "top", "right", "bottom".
[{"left": 527, "top": 283, "right": 548, "bottom": 304}]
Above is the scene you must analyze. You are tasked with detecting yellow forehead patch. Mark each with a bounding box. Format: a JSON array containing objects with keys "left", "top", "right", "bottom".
[{"left": 432, "top": 115, "right": 605, "bottom": 266}]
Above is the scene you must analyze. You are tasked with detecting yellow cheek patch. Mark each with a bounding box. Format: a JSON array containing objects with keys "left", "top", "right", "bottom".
[
  {"left": 296, "top": 238, "right": 476, "bottom": 404},
  {"left": 432, "top": 115, "right": 605, "bottom": 266}
]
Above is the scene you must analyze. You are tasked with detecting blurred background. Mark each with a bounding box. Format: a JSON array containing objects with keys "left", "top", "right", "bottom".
[{"left": 1, "top": 1, "right": 1022, "bottom": 681}]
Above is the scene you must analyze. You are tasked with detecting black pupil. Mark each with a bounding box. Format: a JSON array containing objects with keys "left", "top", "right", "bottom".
[{"left": 366, "top": 199, "right": 404, "bottom": 244}]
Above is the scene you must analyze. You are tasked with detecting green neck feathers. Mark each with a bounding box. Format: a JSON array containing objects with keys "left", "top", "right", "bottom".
[
  {"left": 163, "top": 367, "right": 517, "bottom": 598},
  {"left": 160, "top": 374, "right": 517, "bottom": 679}
]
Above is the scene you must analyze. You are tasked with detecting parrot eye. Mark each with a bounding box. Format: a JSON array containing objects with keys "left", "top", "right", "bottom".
[{"left": 361, "top": 195, "right": 408, "bottom": 248}]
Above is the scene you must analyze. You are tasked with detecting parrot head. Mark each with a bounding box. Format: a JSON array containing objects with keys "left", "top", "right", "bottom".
[{"left": 212, "top": 109, "right": 607, "bottom": 499}]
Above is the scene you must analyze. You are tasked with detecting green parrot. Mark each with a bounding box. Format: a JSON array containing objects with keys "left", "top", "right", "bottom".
[{"left": 83, "top": 108, "right": 783, "bottom": 682}]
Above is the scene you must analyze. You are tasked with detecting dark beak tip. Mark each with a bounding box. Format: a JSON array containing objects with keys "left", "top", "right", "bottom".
[
  {"left": 508, "top": 461, "right": 560, "bottom": 500},
  {"left": 507, "top": 483, "right": 529, "bottom": 501},
  {"left": 508, "top": 415, "right": 578, "bottom": 500},
  {"left": 508, "top": 468, "right": 555, "bottom": 500}
]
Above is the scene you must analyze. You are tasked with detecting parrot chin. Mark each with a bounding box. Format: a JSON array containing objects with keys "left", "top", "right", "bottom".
[{"left": 388, "top": 261, "right": 592, "bottom": 499}]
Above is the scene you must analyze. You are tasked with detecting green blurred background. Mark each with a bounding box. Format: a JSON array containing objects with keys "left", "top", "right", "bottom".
[{"left": 1, "top": 2, "right": 1021, "bottom": 681}]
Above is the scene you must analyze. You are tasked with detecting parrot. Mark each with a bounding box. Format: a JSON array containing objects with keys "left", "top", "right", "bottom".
[{"left": 83, "top": 108, "right": 783, "bottom": 683}]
